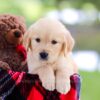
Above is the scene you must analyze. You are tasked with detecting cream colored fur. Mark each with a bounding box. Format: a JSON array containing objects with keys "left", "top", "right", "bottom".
[{"left": 23, "top": 17, "right": 77, "bottom": 94}]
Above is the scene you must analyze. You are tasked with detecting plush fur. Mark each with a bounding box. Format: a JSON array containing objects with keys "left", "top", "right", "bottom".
[
  {"left": 0, "top": 14, "right": 28, "bottom": 71},
  {"left": 23, "top": 18, "right": 77, "bottom": 94}
]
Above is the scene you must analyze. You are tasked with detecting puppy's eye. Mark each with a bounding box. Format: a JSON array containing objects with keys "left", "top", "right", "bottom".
[
  {"left": 35, "top": 38, "right": 40, "bottom": 43},
  {"left": 51, "top": 40, "right": 57, "bottom": 44}
]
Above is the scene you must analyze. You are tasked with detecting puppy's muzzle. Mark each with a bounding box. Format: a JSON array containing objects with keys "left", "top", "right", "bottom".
[{"left": 39, "top": 52, "right": 48, "bottom": 60}]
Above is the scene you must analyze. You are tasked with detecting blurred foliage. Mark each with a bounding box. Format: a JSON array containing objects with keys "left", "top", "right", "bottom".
[
  {"left": 41, "top": 0, "right": 100, "bottom": 11},
  {"left": 0, "top": 0, "right": 100, "bottom": 23},
  {"left": 0, "top": 0, "right": 44, "bottom": 25},
  {"left": 75, "top": 0, "right": 100, "bottom": 10},
  {"left": 0, "top": 0, "right": 100, "bottom": 52}
]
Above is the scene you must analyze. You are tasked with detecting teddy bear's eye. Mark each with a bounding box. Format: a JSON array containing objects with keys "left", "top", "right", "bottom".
[
  {"left": 35, "top": 38, "right": 40, "bottom": 43},
  {"left": 51, "top": 40, "right": 57, "bottom": 44}
]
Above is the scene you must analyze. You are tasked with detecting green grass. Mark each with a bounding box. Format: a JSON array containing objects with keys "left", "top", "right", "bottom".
[{"left": 80, "top": 71, "right": 100, "bottom": 100}]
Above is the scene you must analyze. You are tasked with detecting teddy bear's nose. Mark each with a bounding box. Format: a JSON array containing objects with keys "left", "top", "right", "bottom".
[{"left": 14, "top": 31, "right": 21, "bottom": 38}]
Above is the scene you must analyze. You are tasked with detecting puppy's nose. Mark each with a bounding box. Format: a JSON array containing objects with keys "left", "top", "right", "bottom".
[
  {"left": 14, "top": 31, "right": 21, "bottom": 38},
  {"left": 39, "top": 52, "right": 48, "bottom": 60}
]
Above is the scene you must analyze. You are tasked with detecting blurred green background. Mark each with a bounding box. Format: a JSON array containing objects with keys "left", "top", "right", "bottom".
[{"left": 0, "top": 0, "right": 100, "bottom": 100}]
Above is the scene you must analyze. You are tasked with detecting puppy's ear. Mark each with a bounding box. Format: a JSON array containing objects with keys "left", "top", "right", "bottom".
[
  {"left": 23, "top": 32, "right": 32, "bottom": 51},
  {"left": 63, "top": 32, "right": 75, "bottom": 56}
]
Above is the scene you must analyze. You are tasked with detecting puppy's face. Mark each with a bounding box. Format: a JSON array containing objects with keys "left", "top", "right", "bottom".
[
  {"left": 24, "top": 18, "right": 74, "bottom": 65},
  {"left": 30, "top": 32, "right": 64, "bottom": 64}
]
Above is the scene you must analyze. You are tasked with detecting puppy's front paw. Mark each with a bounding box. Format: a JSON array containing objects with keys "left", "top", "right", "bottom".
[
  {"left": 56, "top": 78, "right": 71, "bottom": 94},
  {"left": 39, "top": 73, "right": 55, "bottom": 91},
  {"left": 35, "top": 67, "right": 55, "bottom": 91},
  {"left": 40, "top": 75, "right": 55, "bottom": 91}
]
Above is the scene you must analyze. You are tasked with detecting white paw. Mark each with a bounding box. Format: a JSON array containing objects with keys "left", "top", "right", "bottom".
[
  {"left": 56, "top": 78, "right": 71, "bottom": 94},
  {"left": 42, "top": 79, "right": 55, "bottom": 91},
  {"left": 40, "top": 75, "right": 55, "bottom": 91}
]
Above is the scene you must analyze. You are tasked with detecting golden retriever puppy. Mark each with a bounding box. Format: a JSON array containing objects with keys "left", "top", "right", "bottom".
[{"left": 23, "top": 18, "right": 77, "bottom": 94}]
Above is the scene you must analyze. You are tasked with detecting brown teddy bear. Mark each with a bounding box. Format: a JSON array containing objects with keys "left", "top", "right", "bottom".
[{"left": 0, "top": 14, "right": 28, "bottom": 72}]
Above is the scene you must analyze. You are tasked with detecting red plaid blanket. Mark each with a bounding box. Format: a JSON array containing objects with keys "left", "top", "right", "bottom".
[{"left": 0, "top": 68, "right": 81, "bottom": 100}]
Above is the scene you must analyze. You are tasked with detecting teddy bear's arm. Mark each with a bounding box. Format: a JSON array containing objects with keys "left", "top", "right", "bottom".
[
  {"left": 0, "top": 61, "right": 10, "bottom": 70},
  {"left": 21, "top": 60, "right": 28, "bottom": 71}
]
